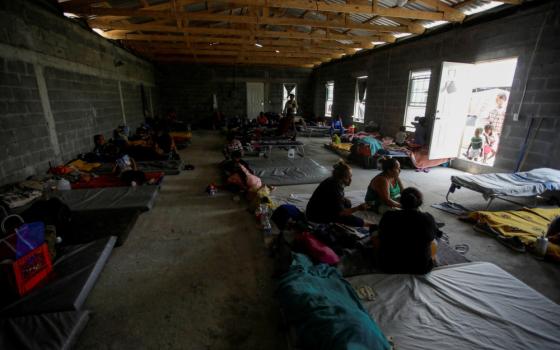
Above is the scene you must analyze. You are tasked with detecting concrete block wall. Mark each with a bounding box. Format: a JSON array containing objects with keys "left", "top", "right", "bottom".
[
  {"left": 312, "top": 0, "right": 560, "bottom": 172},
  {"left": 156, "top": 64, "right": 312, "bottom": 126},
  {"left": 0, "top": 0, "right": 157, "bottom": 186},
  {"left": 121, "top": 81, "right": 146, "bottom": 128},
  {"left": 0, "top": 58, "right": 54, "bottom": 182}
]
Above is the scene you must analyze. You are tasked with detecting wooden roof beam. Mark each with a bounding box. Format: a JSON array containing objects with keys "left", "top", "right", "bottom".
[
  {"left": 152, "top": 57, "right": 316, "bottom": 68},
  {"left": 82, "top": 7, "right": 413, "bottom": 35},
  {"left": 416, "top": 0, "right": 466, "bottom": 22},
  {"left": 68, "top": 0, "right": 457, "bottom": 22},
  {"left": 92, "top": 23, "right": 390, "bottom": 44},
  {"left": 134, "top": 47, "right": 334, "bottom": 60}
]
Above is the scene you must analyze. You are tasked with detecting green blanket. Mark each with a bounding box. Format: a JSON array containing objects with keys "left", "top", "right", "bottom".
[{"left": 277, "top": 254, "right": 390, "bottom": 350}]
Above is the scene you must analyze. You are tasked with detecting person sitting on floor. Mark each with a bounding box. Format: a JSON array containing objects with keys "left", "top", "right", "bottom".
[
  {"left": 377, "top": 187, "right": 438, "bottom": 274},
  {"left": 257, "top": 112, "right": 269, "bottom": 127},
  {"left": 113, "top": 154, "right": 148, "bottom": 186},
  {"left": 330, "top": 115, "right": 345, "bottom": 136},
  {"left": 90, "top": 134, "right": 119, "bottom": 162},
  {"left": 154, "top": 127, "right": 179, "bottom": 160},
  {"left": 223, "top": 133, "right": 244, "bottom": 159},
  {"left": 306, "top": 160, "right": 371, "bottom": 227},
  {"left": 93, "top": 134, "right": 107, "bottom": 158},
  {"left": 412, "top": 116, "right": 428, "bottom": 147},
  {"left": 395, "top": 126, "right": 408, "bottom": 146},
  {"left": 365, "top": 158, "right": 404, "bottom": 214},
  {"left": 225, "top": 151, "right": 269, "bottom": 193}
]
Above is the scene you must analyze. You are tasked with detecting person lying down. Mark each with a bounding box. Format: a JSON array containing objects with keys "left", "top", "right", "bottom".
[{"left": 224, "top": 151, "right": 274, "bottom": 195}]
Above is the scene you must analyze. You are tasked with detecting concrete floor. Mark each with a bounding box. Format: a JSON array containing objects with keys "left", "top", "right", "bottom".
[{"left": 77, "top": 131, "right": 560, "bottom": 350}]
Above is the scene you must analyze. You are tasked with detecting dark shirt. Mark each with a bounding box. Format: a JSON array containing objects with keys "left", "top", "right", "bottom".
[
  {"left": 306, "top": 177, "right": 345, "bottom": 223},
  {"left": 156, "top": 133, "right": 173, "bottom": 153},
  {"left": 378, "top": 210, "right": 437, "bottom": 274}
]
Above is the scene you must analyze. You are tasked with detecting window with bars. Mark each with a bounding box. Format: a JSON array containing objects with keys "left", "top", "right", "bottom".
[
  {"left": 325, "top": 81, "right": 334, "bottom": 117},
  {"left": 404, "top": 70, "right": 431, "bottom": 130}
]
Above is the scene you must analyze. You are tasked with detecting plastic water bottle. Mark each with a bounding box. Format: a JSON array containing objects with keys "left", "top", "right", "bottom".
[
  {"left": 536, "top": 235, "right": 548, "bottom": 257},
  {"left": 288, "top": 148, "right": 295, "bottom": 159},
  {"left": 260, "top": 204, "right": 272, "bottom": 234},
  {"left": 57, "top": 178, "right": 71, "bottom": 191}
]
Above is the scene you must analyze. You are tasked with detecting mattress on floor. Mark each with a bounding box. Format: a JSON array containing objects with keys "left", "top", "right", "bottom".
[
  {"left": 271, "top": 190, "right": 366, "bottom": 212},
  {"left": 54, "top": 186, "right": 159, "bottom": 212},
  {"left": 246, "top": 158, "right": 330, "bottom": 186},
  {"left": 94, "top": 160, "right": 182, "bottom": 175},
  {"left": 451, "top": 167, "right": 560, "bottom": 197},
  {"left": 0, "top": 237, "right": 116, "bottom": 317},
  {"left": 71, "top": 172, "right": 164, "bottom": 189},
  {"left": 67, "top": 208, "right": 141, "bottom": 246},
  {"left": 0, "top": 310, "right": 90, "bottom": 350},
  {"left": 347, "top": 262, "right": 560, "bottom": 350}
]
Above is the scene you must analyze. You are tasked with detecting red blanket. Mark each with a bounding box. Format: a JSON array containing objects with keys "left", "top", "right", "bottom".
[{"left": 71, "top": 172, "right": 164, "bottom": 189}]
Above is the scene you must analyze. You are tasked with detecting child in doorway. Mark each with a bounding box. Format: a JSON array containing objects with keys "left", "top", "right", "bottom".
[
  {"left": 466, "top": 128, "right": 483, "bottom": 161},
  {"left": 395, "top": 126, "right": 408, "bottom": 146},
  {"left": 483, "top": 125, "right": 497, "bottom": 163}
]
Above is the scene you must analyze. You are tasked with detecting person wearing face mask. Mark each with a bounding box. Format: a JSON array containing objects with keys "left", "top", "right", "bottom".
[
  {"left": 306, "top": 160, "right": 370, "bottom": 227},
  {"left": 365, "top": 158, "right": 404, "bottom": 214}
]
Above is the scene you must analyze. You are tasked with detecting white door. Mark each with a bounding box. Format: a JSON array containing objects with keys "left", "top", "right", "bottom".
[
  {"left": 429, "top": 62, "right": 474, "bottom": 159},
  {"left": 246, "top": 82, "right": 264, "bottom": 120}
]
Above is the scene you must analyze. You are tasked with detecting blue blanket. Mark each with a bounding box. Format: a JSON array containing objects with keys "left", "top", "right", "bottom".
[{"left": 277, "top": 254, "right": 390, "bottom": 350}]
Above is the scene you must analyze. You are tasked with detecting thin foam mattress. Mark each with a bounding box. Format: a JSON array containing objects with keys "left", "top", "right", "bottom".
[
  {"left": 347, "top": 262, "right": 560, "bottom": 350},
  {"left": 54, "top": 186, "right": 159, "bottom": 212}
]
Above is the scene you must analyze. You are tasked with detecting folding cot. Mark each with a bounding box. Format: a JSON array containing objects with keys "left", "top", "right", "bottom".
[
  {"left": 446, "top": 167, "right": 560, "bottom": 209},
  {"left": 252, "top": 139, "right": 305, "bottom": 158}
]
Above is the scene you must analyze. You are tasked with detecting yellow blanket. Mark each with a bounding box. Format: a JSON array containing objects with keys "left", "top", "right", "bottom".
[
  {"left": 470, "top": 208, "right": 560, "bottom": 262},
  {"left": 170, "top": 131, "right": 192, "bottom": 140},
  {"left": 329, "top": 143, "right": 352, "bottom": 152},
  {"left": 67, "top": 159, "right": 101, "bottom": 172}
]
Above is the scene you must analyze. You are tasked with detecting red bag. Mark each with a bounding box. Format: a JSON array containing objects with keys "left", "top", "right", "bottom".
[
  {"left": 295, "top": 232, "right": 340, "bottom": 265},
  {"left": 3, "top": 243, "right": 52, "bottom": 296}
]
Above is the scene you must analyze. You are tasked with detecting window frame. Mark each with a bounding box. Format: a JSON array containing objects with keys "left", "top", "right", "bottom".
[
  {"left": 404, "top": 69, "right": 432, "bottom": 131},
  {"left": 325, "top": 81, "right": 334, "bottom": 117},
  {"left": 353, "top": 76, "right": 368, "bottom": 124}
]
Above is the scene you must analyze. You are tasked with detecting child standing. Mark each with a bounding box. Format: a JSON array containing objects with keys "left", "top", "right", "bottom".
[
  {"left": 466, "top": 128, "right": 483, "bottom": 161},
  {"left": 483, "top": 125, "right": 497, "bottom": 163}
]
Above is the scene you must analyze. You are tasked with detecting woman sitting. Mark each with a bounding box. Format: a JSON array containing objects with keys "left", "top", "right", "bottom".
[
  {"left": 377, "top": 187, "right": 438, "bottom": 274},
  {"left": 365, "top": 158, "right": 403, "bottom": 214},
  {"left": 306, "top": 160, "right": 370, "bottom": 227}
]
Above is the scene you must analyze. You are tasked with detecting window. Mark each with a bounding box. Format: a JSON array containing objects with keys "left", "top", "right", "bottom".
[
  {"left": 353, "top": 77, "right": 367, "bottom": 123},
  {"left": 404, "top": 70, "right": 431, "bottom": 130},
  {"left": 282, "top": 83, "right": 297, "bottom": 113},
  {"left": 325, "top": 81, "right": 334, "bottom": 117}
]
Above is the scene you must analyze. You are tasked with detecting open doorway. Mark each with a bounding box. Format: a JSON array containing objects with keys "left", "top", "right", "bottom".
[
  {"left": 282, "top": 84, "right": 297, "bottom": 114},
  {"left": 459, "top": 59, "right": 517, "bottom": 166},
  {"left": 429, "top": 58, "right": 518, "bottom": 166}
]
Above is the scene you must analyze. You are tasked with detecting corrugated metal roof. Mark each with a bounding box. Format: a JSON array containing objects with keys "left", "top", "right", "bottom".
[{"left": 63, "top": 0, "right": 515, "bottom": 66}]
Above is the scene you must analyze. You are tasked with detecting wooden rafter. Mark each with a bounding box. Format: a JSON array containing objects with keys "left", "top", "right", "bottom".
[
  {"left": 60, "top": 0, "right": 523, "bottom": 67},
  {"left": 81, "top": 7, "right": 420, "bottom": 35}
]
